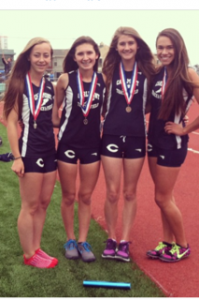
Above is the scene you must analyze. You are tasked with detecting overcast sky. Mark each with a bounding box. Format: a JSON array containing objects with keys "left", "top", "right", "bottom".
[{"left": 0, "top": 10, "right": 199, "bottom": 65}]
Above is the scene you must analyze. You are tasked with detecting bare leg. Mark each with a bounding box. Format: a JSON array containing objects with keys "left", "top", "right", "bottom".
[
  {"left": 101, "top": 156, "right": 123, "bottom": 240},
  {"left": 58, "top": 161, "right": 77, "bottom": 241},
  {"left": 18, "top": 173, "right": 43, "bottom": 258},
  {"left": 122, "top": 157, "right": 145, "bottom": 241},
  {"left": 78, "top": 161, "right": 100, "bottom": 242},
  {"left": 155, "top": 164, "right": 187, "bottom": 247},
  {"left": 148, "top": 156, "right": 174, "bottom": 243},
  {"left": 33, "top": 171, "right": 57, "bottom": 250}
]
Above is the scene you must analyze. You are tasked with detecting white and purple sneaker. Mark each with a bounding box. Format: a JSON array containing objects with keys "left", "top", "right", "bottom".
[{"left": 101, "top": 239, "right": 117, "bottom": 259}]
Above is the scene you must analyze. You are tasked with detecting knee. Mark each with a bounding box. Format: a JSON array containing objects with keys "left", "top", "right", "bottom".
[
  {"left": 22, "top": 202, "right": 39, "bottom": 216},
  {"left": 78, "top": 192, "right": 92, "bottom": 206},
  {"left": 123, "top": 191, "right": 136, "bottom": 202},
  {"left": 155, "top": 192, "right": 171, "bottom": 209},
  {"left": 107, "top": 191, "right": 119, "bottom": 204},
  {"left": 62, "top": 191, "right": 76, "bottom": 206},
  {"left": 40, "top": 198, "right": 51, "bottom": 210}
]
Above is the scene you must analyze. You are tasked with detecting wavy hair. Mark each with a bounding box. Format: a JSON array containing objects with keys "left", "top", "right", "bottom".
[
  {"left": 63, "top": 36, "right": 100, "bottom": 73},
  {"left": 3, "top": 37, "right": 53, "bottom": 120},
  {"left": 156, "top": 28, "right": 195, "bottom": 120},
  {"left": 102, "top": 27, "right": 155, "bottom": 97}
]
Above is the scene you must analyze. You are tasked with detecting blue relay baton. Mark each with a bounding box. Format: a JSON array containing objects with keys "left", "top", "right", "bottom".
[{"left": 83, "top": 280, "right": 131, "bottom": 289}]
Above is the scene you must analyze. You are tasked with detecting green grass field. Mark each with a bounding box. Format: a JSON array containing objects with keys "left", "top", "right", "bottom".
[{"left": 0, "top": 123, "right": 164, "bottom": 297}]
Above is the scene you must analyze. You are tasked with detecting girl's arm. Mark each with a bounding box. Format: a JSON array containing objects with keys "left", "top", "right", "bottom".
[
  {"left": 165, "top": 68, "right": 199, "bottom": 136},
  {"left": 7, "top": 106, "right": 24, "bottom": 177},
  {"left": 52, "top": 73, "right": 69, "bottom": 127}
]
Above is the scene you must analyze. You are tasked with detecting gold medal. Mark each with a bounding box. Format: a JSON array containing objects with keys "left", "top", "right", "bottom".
[
  {"left": 126, "top": 106, "right": 132, "bottom": 113},
  {"left": 83, "top": 118, "right": 88, "bottom": 125},
  {"left": 33, "top": 121, "right": 37, "bottom": 129}
]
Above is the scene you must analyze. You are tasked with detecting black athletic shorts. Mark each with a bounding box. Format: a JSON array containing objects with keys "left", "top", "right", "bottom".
[
  {"left": 101, "top": 134, "right": 146, "bottom": 158},
  {"left": 57, "top": 143, "right": 100, "bottom": 164},
  {"left": 147, "top": 141, "right": 187, "bottom": 167},
  {"left": 22, "top": 154, "right": 57, "bottom": 173}
]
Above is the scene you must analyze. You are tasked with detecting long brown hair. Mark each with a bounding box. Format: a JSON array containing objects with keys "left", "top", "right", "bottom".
[
  {"left": 102, "top": 27, "right": 155, "bottom": 97},
  {"left": 63, "top": 36, "right": 100, "bottom": 73},
  {"left": 3, "top": 37, "right": 53, "bottom": 120},
  {"left": 156, "top": 28, "right": 194, "bottom": 120}
]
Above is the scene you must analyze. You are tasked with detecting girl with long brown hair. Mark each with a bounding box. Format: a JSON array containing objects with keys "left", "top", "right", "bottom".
[
  {"left": 53, "top": 36, "right": 105, "bottom": 262},
  {"left": 4, "top": 37, "right": 58, "bottom": 268},
  {"left": 147, "top": 28, "right": 199, "bottom": 262},
  {"left": 101, "top": 27, "right": 155, "bottom": 262}
]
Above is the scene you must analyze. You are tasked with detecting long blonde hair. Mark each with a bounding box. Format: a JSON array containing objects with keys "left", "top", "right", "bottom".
[
  {"left": 3, "top": 37, "right": 53, "bottom": 120},
  {"left": 102, "top": 27, "right": 155, "bottom": 94}
]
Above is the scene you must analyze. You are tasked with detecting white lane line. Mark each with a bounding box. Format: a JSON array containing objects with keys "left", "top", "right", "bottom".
[
  {"left": 188, "top": 148, "right": 199, "bottom": 154},
  {"left": 191, "top": 131, "right": 199, "bottom": 135}
]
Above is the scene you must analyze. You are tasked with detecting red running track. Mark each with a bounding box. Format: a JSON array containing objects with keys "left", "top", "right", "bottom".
[{"left": 1, "top": 101, "right": 199, "bottom": 297}]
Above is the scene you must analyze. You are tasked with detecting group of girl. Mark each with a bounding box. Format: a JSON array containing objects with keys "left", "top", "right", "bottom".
[{"left": 3, "top": 26, "right": 199, "bottom": 269}]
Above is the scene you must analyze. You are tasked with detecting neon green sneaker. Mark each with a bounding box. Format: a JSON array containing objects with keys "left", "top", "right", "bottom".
[
  {"left": 159, "top": 243, "right": 190, "bottom": 262},
  {"left": 146, "top": 241, "right": 173, "bottom": 259}
]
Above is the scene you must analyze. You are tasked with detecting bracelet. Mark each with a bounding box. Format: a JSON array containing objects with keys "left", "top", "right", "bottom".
[{"left": 14, "top": 156, "right": 22, "bottom": 160}]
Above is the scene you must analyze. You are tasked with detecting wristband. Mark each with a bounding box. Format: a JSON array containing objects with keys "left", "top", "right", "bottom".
[{"left": 14, "top": 156, "right": 22, "bottom": 160}]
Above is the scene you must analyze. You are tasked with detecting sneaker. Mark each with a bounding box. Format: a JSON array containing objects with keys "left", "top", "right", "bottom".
[
  {"left": 77, "top": 242, "right": 96, "bottom": 262},
  {"left": 35, "top": 248, "right": 58, "bottom": 266},
  {"left": 146, "top": 241, "right": 173, "bottom": 259},
  {"left": 159, "top": 243, "right": 191, "bottom": 262},
  {"left": 64, "top": 239, "right": 79, "bottom": 260},
  {"left": 23, "top": 253, "right": 56, "bottom": 268},
  {"left": 115, "top": 241, "right": 131, "bottom": 262},
  {"left": 101, "top": 239, "right": 117, "bottom": 259}
]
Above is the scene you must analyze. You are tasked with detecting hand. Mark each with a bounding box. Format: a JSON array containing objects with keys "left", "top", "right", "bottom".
[
  {"left": 164, "top": 122, "right": 186, "bottom": 136},
  {"left": 11, "top": 159, "right": 25, "bottom": 177},
  {"left": 183, "top": 115, "right": 189, "bottom": 124}
]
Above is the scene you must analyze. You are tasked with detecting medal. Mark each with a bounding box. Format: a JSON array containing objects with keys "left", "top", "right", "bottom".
[
  {"left": 126, "top": 106, "right": 132, "bottom": 113},
  {"left": 83, "top": 118, "right": 88, "bottom": 125},
  {"left": 161, "top": 67, "right": 168, "bottom": 100},
  {"left": 77, "top": 69, "right": 98, "bottom": 123},
  {"left": 119, "top": 61, "right": 138, "bottom": 113},
  {"left": 26, "top": 72, "right": 45, "bottom": 130},
  {"left": 33, "top": 121, "right": 37, "bottom": 129}
]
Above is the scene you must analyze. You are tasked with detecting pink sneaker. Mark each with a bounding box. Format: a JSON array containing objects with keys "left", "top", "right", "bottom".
[
  {"left": 35, "top": 248, "right": 58, "bottom": 265},
  {"left": 159, "top": 243, "right": 191, "bottom": 262},
  {"left": 146, "top": 241, "right": 173, "bottom": 259},
  {"left": 23, "top": 253, "right": 56, "bottom": 268}
]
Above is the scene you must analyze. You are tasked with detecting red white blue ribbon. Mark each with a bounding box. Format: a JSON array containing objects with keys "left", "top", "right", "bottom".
[
  {"left": 119, "top": 61, "right": 138, "bottom": 105},
  {"left": 161, "top": 67, "right": 168, "bottom": 100},
  {"left": 25, "top": 72, "right": 45, "bottom": 122},
  {"left": 77, "top": 69, "right": 98, "bottom": 118}
]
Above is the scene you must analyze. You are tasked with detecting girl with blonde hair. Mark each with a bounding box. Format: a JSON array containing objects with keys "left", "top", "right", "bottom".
[
  {"left": 101, "top": 27, "right": 155, "bottom": 261},
  {"left": 4, "top": 37, "right": 58, "bottom": 268}
]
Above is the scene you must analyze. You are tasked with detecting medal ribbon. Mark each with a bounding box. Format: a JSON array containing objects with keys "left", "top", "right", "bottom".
[
  {"left": 119, "top": 61, "right": 138, "bottom": 105},
  {"left": 161, "top": 67, "right": 168, "bottom": 100},
  {"left": 77, "top": 69, "right": 98, "bottom": 118},
  {"left": 26, "top": 72, "right": 45, "bottom": 122}
]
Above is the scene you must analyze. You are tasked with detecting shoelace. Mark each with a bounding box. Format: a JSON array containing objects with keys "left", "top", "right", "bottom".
[
  {"left": 64, "top": 240, "right": 77, "bottom": 250},
  {"left": 79, "top": 242, "right": 92, "bottom": 252},
  {"left": 170, "top": 244, "right": 179, "bottom": 255},
  {"left": 118, "top": 241, "right": 131, "bottom": 252},
  {"left": 155, "top": 242, "right": 166, "bottom": 251},
  {"left": 104, "top": 239, "right": 116, "bottom": 249}
]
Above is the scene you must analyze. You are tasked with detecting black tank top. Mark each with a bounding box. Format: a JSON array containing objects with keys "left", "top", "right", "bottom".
[
  {"left": 148, "top": 67, "right": 193, "bottom": 149},
  {"left": 58, "top": 70, "right": 105, "bottom": 149},
  {"left": 19, "top": 78, "right": 56, "bottom": 157},
  {"left": 103, "top": 65, "right": 147, "bottom": 137}
]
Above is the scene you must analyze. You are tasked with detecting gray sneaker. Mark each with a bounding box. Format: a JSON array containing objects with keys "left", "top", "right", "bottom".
[
  {"left": 64, "top": 239, "right": 79, "bottom": 259},
  {"left": 77, "top": 242, "right": 96, "bottom": 262}
]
